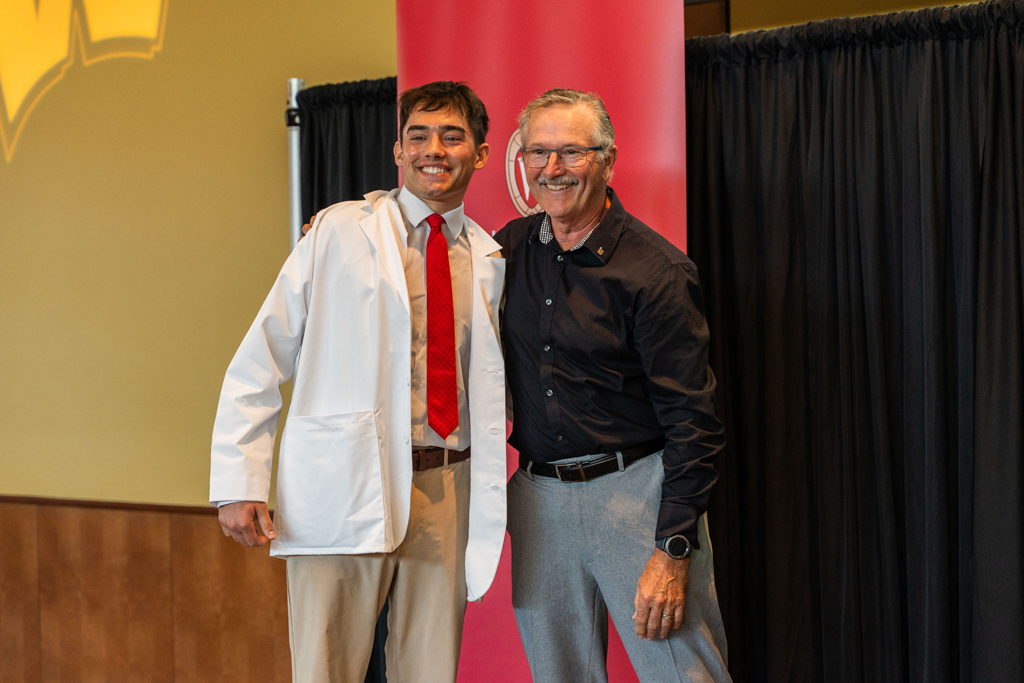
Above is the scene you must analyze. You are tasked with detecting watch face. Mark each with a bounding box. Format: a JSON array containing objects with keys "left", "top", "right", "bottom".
[{"left": 667, "top": 536, "right": 690, "bottom": 558}]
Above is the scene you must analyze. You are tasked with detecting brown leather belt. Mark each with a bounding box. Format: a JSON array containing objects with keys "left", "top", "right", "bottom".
[{"left": 412, "top": 446, "right": 471, "bottom": 472}]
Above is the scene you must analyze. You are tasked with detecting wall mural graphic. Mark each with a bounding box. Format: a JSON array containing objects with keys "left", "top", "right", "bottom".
[{"left": 0, "top": 0, "right": 167, "bottom": 161}]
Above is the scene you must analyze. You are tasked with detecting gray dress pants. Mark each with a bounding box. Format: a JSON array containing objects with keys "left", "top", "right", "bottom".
[{"left": 508, "top": 452, "right": 731, "bottom": 683}]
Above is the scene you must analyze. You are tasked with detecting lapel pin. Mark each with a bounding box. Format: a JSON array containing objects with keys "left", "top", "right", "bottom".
[{"left": 597, "top": 247, "right": 604, "bottom": 256}]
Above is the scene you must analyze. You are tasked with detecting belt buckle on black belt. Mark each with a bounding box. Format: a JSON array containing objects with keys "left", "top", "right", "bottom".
[{"left": 555, "top": 463, "right": 587, "bottom": 482}]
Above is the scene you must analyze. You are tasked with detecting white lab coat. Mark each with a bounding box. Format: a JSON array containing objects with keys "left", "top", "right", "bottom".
[{"left": 210, "top": 189, "right": 507, "bottom": 600}]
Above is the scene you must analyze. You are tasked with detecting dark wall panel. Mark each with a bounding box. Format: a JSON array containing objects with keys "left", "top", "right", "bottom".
[
  {"left": 685, "top": 1, "right": 730, "bottom": 36},
  {"left": 37, "top": 506, "right": 174, "bottom": 683},
  {"left": 2, "top": 498, "right": 293, "bottom": 682},
  {"left": 0, "top": 502, "right": 42, "bottom": 683},
  {"left": 170, "top": 513, "right": 291, "bottom": 683}
]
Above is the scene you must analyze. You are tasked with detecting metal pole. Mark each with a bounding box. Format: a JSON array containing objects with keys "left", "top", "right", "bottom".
[{"left": 287, "top": 78, "right": 305, "bottom": 248}]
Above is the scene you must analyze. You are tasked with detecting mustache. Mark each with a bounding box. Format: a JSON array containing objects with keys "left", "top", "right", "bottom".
[{"left": 537, "top": 176, "right": 580, "bottom": 187}]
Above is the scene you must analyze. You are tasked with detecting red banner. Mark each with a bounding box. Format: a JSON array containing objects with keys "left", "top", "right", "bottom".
[
  {"left": 398, "top": 2, "right": 687, "bottom": 680},
  {"left": 398, "top": 0, "right": 688, "bottom": 250}
]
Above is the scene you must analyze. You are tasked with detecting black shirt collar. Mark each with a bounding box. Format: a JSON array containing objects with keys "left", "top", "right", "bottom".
[{"left": 526, "top": 187, "right": 627, "bottom": 266}]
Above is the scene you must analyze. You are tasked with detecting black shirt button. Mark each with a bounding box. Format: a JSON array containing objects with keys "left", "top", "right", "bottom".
[
  {"left": 556, "top": 435, "right": 563, "bottom": 442},
  {"left": 543, "top": 345, "right": 550, "bottom": 352},
  {"left": 545, "top": 298, "right": 552, "bottom": 305},
  {"left": 546, "top": 389, "right": 553, "bottom": 396},
  {"left": 557, "top": 255, "right": 564, "bottom": 262}
]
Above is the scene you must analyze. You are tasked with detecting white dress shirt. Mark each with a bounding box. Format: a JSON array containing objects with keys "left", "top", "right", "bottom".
[{"left": 396, "top": 186, "right": 473, "bottom": 451}]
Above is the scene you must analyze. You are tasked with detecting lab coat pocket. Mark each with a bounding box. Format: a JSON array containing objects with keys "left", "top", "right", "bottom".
[{"left": 276, "top": 410, "right": 386, "bottom": 550}]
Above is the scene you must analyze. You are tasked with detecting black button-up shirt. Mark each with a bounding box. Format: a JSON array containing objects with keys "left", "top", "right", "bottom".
[{"left": 495, "top": 188, "right": 725, "bottom": 547}]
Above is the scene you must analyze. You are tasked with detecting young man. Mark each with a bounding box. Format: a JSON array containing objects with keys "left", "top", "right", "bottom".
[{"left": 210, "top": 81, "right": 507, "bottom": 683}]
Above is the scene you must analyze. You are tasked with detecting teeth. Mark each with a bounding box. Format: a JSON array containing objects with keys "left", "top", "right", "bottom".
[
  {"left": 421, "top": 167, "right": 447, "bottom": 175},
  {"left": 540, "top": 178, "right": 577, "bottom": 191}
]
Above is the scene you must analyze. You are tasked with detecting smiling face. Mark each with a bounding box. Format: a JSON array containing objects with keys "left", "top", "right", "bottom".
[
  {"left": 394, "top": 106, "right": 490, "bottom": 214},
  {"left": 523, "top": 104, "right": 617, "bottom": 231}
]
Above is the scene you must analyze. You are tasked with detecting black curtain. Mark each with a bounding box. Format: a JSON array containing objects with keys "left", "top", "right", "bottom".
[
  {"left": 297, "top": 76, "right": 399, "bottom": 218},
  {"left": 686, "top": 2, "right": 1023, "bottom": 682},
  {"left": 296, "top": 76, "right": 398, "bottom": 683}
]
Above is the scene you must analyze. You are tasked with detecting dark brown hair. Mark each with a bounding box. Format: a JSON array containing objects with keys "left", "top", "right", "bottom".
[{"left": 398, "top": 81, "right": 489, "bottom": 146}]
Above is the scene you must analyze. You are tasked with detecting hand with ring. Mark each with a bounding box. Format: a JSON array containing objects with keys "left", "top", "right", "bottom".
[{"left": 632, "top": 549, "right": 690, "bottom": 640}]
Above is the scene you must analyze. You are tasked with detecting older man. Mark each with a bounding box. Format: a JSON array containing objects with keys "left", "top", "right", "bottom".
[{"left": 496, "top": 89, "right": 731, "bottom": 682}]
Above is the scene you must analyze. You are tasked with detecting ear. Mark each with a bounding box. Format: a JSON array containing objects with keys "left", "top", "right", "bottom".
[
  {"left": 394, "top": 139, "right": 404, "bottom": 166},
  {"left": 474, "top": 142, "right": 491, "bottom": 170},
  {"left": 601, "top": 145, "right": 618, "bottom": 180}
]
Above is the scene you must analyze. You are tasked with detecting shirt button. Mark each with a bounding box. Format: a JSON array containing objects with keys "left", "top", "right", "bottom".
[
  {"left": 543, "top": 345, "right": 550, "bottom": 352},
  {"left": 556, "top": 435, "right": 563, "bottom": 442},
  {"left": 545, "top": 298, "right": 552, "bottom": 306},
  {"left": 557, "top": 255, "right": 564, "bottom": 262},
  {"left": 404, "top": 435, "right": 410, "bottom": 444},
  {"left": 546, "top": 389, "right": 553, "bottom": 396}
]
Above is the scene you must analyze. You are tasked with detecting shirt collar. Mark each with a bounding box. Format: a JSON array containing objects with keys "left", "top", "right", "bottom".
[
  {"left": 538, "top": 215, "right": 595, "bottom": 252},
  {"left": 397, "top": 186, "right": 466, "bottom": 238},
  {"left": 530, "top": 187, "right": 625, "bottom": 265}
]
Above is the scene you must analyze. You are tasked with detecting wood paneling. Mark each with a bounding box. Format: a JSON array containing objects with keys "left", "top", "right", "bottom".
[
  {"left": 0, "top": 502, "right": 41, "bottom": 683},
  {"left": 37, "top": 506, "right": 174, "bottom": 683},
  {"left": 1, "top": 498, "right": 292, "bottom": 682},
  {"left": 170, "top": 514, "right": 291, "bottom": 683}
]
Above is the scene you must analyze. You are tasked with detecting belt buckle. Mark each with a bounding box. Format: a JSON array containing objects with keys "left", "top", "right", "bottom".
[{"left": 555, "top": 463, "right": 587, "bottom": 482}]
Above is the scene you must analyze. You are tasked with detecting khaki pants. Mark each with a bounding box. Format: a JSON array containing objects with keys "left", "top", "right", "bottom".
[{"left": 286, "top": 458, "right": 471, "bottom": 683}]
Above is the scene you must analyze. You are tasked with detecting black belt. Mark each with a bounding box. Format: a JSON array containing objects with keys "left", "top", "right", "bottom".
[{"left": 520, "top": 439, "right": 665, "bottom": 483}]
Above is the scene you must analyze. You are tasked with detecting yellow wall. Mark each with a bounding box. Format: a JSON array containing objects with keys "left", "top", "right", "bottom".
[
  {"left": 731, "top": 0, "right": 965, "bottom": 32},
  {"left": 0, "top": 0, "right": 397, "bottom": 506}
]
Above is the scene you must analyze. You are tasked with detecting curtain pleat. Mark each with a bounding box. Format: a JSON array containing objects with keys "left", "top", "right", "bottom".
[{"left": 686, "top": 2, "right": 1024, "bottom": 682}]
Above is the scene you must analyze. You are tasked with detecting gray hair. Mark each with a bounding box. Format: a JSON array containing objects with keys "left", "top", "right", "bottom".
[{"left": 517, "top": 89, "right": 615, "bottom": 153}]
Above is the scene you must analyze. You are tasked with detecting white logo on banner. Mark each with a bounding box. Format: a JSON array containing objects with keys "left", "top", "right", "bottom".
[{"left": 505, "top": 128, "right": 542, "bottom": 217}]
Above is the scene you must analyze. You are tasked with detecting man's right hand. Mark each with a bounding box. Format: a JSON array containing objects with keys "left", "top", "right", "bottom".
[
  {"left": 219, "top": 501, "right": 276, "bottom": 547},
  {"left": 300, "top": 215, "right": 315, "bottom": 238}
]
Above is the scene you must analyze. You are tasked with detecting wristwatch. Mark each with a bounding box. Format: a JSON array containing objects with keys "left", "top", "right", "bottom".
[{"left": 655, "top": 534, "right": 691, "bottom": 560}]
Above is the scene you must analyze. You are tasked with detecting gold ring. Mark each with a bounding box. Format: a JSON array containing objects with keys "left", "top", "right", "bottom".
[{"left": 661, "top": 614, "right": 672, "bottom": 621}]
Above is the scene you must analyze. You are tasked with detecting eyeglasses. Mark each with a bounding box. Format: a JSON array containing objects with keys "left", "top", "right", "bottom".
[{"left": 520, "top": 146, "right": 603, "bottom": 168}]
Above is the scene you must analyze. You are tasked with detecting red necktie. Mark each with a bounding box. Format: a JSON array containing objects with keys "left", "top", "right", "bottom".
[{"left": 425, "top": 213, "right": 459, "bottom": 439}]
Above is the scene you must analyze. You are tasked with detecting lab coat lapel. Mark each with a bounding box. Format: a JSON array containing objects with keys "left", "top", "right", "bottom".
[
  {"left": 465, "top": 217, "right": 504, "bottom": 317},
  {"left": 357, "top": 189, "right": 410, "bottom": 314}
]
